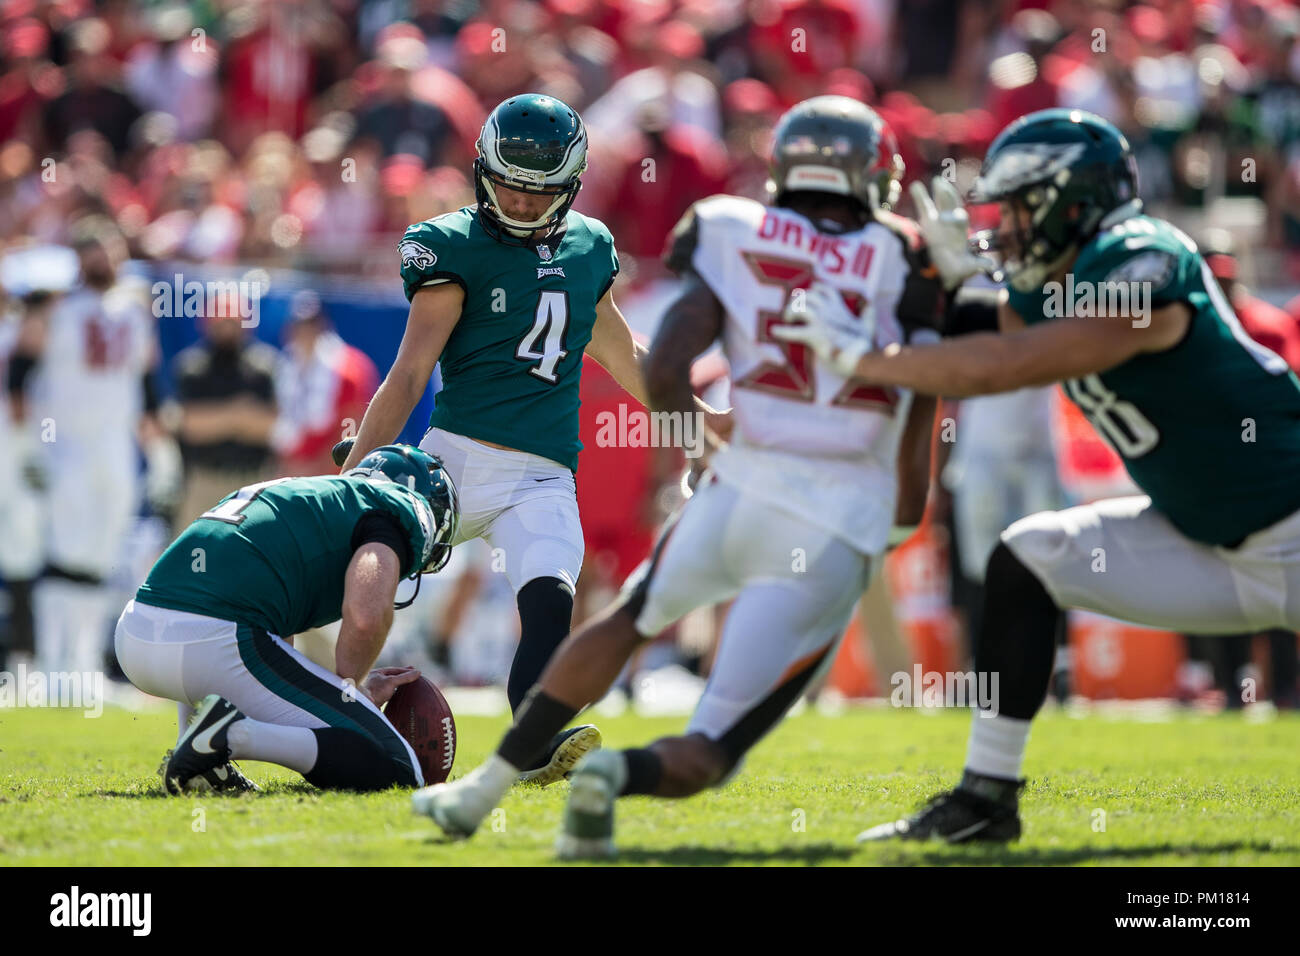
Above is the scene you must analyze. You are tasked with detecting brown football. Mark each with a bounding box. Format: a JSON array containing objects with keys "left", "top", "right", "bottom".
[{"left": 384, "top": 675, "right": 456, "bottom": 785}]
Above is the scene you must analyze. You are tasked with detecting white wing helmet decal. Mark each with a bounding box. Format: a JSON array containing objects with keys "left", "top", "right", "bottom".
[{"left": 975, "top": 141, "right": 1087, "bottom": 196}]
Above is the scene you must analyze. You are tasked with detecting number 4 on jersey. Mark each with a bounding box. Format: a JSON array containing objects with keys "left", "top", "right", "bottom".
[{"left": 517, "top": 291, "right": 569, "bottom": 383}]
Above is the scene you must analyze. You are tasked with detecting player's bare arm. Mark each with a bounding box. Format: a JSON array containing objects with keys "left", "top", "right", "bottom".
[
  {"left": 997, "top": 295, "right": 1025, "bottom": 332},
  {"left": 893, "top": 393, "right": 938, "bottom": 528},
  {"left": 849, "top": 301, "right": 1190, "bottom": 397},
  {"left": 340, "top": 282, "right": 465, "bottom": 471},
  {"left": 588, "top": 285, "right": 726, "bottom": 430},
  {"left": 643, "top": 270, "right": 728, "bottom": 447},
  {"left": 335, "top": 541, "right": 402, "bottom": 689},
  {"left": 585, "top": 289, "right": 651, "bottom": 407}
]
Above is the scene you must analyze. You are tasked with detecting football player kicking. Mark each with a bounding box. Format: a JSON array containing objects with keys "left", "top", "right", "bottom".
[
  {"left": 335, "top": 93, "right": 725, "bottom": 786},
  {"left": 413, "top": 97, "right": 944, "bottom": 857},
  {"left": 114, "top": 445, "right": 457, "bottom": 794},
  {"left": 780, "top": 108, "right": 1300, "bottom": 843}
]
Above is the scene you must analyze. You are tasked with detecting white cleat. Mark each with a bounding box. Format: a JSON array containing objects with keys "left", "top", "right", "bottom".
[
  {"left": 412, "top": 757, "right": 514, "bottom": 840},
  {"left": 555, "top": 749, "right": 626, "bottom": 861}
]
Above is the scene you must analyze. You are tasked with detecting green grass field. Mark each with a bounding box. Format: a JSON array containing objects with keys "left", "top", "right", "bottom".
[{"left": 2, "top": 702, "right": 1298, "bottom": 866}]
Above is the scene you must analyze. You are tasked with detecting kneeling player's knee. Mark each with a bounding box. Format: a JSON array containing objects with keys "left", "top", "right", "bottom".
[
  {"left": 652, "top": 735, "right": 730, "bottom": 797},
  {"left": 304, "top": 727, "right": 417, "bottom": 791}
]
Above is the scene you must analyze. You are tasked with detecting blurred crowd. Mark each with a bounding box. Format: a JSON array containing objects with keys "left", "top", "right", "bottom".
[
  {"left": 2, "top": 0, "right": 1300, "bottom": 710},
  {"left": 4, "top": 0, "right": 1300, "bottom": 279}
]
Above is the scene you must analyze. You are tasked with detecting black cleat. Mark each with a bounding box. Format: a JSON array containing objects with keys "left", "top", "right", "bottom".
[
  {"left": 516, "top": 724, "right": 602, "bottom": 787},
  {"left": 161, "top": 695, "right": 247, "bottom": 795},
  {"left": 157, "top": 751, "right": 260, "bottom": 794},
  {"left": 858, "top": 780, "right": 1023, "bottom": 844}
]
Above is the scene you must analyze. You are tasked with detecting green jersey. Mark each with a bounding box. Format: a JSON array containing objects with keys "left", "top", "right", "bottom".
[
  {"left": 399, "top": 206, "right": 620, "bottom": 471},
  {"left": 1008, "top": 213, "right": 1300, "bottom": 546},
  {"left": 136, "top": 476, "right": 436, "bottom": 636}
]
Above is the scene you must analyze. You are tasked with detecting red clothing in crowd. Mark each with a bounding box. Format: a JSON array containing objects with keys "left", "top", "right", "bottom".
[
  {"left": 221, "top": 24, "right": 316, "bottom": 148},
  {"left": 750, "top": 0, "right": 862, "bottom": 80},
  {"left": 576, "top": 363, "right": 655, "bottom": 586},
  {"left": 279, "top": 335, "right": 379, "bottom": 476},
  {"left": 603, "top": 126, "right": 728, "bottom": 268},
  {"left": 1241, "top": 292, "right": 1300, "bottom": 372},
  {"left": 986, "top": 72, "right": 1059, "bottom": 134}
]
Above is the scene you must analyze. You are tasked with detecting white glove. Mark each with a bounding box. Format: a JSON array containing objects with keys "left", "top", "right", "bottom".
[
  {"left": 909, "top": 177, "right": 996, "bottom": 291},
  {"left": 773, "top": 281, "right": 874, "bottom": 377}
]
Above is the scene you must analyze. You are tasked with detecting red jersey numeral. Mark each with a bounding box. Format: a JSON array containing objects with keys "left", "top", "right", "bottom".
[
  {"left": 735, "top": 251, "right": 897, "bottom": 413},
  {"left": 84, "top": 317, "right": 128, "bottom": 369}
]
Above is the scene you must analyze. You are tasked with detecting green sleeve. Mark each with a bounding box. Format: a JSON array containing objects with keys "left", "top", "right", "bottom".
[
  {"left": 1004, "top": 283, "right": 1042, "bottom": 323},
  {"left": 1074, "top": 223, "right": 1196, "bottom": 310},
  {"left": 593, "top": 220, "right": 620, "bottom": 300},
  {"left": 398, "top": 220, "right": 470, "bottom": 303}
]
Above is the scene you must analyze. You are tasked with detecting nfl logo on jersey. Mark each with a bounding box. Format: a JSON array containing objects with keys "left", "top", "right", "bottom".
[{"left": 537, "top": 244, "right": 552, "bottom": 261}]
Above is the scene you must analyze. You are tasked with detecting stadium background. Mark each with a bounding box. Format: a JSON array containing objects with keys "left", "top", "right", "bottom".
[{"left": 3, "top": 0, "right": 1300, "bottom": 713}]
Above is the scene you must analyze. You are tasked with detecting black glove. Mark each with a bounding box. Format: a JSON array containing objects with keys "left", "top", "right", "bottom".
[
  {"left": 896, "top": 245, "right": 948, "bottom": 342},
  {"left": 332, "top": 437, "right": 356, "bottom": 468}
]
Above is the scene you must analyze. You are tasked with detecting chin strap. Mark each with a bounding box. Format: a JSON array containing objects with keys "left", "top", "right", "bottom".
[
  {"left": 481, "top": 179, "right": 571, "bottom": 233},
  {"left": 393, "top": 571, "right": 422, "bottom": 610}
]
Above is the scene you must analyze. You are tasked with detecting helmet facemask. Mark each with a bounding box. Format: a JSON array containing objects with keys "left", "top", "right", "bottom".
[
  {"left": 976, "top": 187, "right": 1086, "bottom": 292},
  {"left": 420, "top": 474, "right": 458, "bottom": 576},
  {"left": 347, "top": 446, "right": 460, "bottom": 582},
  {"left": 968, "top": 122, "right": 1142, "bottom": 292},
  {"left": 474, "top": 158, "right": 583, "bottom": 242}
]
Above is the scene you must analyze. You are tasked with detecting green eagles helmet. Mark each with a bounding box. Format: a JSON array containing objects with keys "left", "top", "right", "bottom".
[
  {"left": 969, "top": 108, "right": 1140, "bottom": 292},
  {"left": 767, "top": 95, "right": 904, "bottom": 218},
  {"left": 349, "top": 444, "right": 459, "bottom": 575},
  {"left": 474, "top": 93, "right": 588, "bottom": 245}
]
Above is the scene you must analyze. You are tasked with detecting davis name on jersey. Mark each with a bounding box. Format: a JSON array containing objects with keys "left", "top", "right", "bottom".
[
  {"left": 1008, "top": 213, "right": 1300, "bottom": 546},
  {"left": 398, "top": 205, "right": 619, "bottom": 472},
  {"left": 668, "top": 194, "right": 921, "bottom": 554}
]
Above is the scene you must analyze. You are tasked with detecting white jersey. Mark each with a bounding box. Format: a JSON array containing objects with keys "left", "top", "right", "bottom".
[
  {"left": 28, "top": 282, "right": 153, "bottom": 444},
  {"left": 674, "top": 195, "right": 925, "bottom": 554}
]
